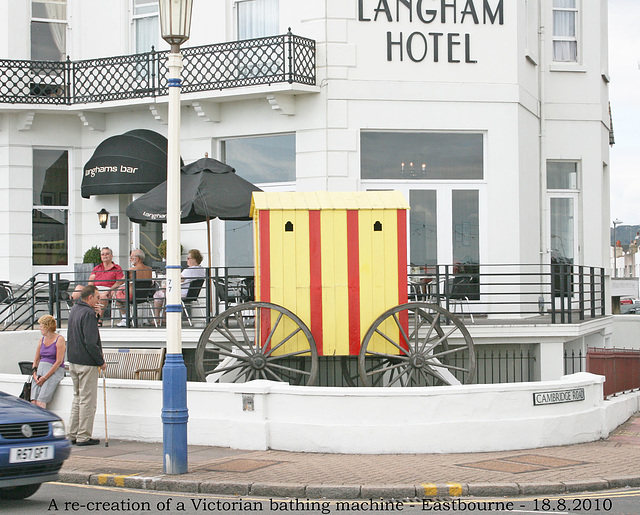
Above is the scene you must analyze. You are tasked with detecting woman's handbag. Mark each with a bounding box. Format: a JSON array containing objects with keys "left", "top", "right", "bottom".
[{"left": 19, "top": 378, "right": 32, "bottom": 401}]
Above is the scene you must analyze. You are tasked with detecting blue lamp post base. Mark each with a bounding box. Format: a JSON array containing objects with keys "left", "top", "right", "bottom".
[{"left": 162, "top": 352, "right": 189, "bottom": 474}]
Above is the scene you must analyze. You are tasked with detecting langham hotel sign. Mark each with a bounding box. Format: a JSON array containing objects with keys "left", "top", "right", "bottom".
[{"left": 357, "top": 0, "right": 505, "bottom": 63}]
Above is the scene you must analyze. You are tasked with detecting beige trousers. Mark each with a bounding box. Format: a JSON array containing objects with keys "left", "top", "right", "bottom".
[{"left": 68, "top": 363, "right": 99, "bottom": 443}]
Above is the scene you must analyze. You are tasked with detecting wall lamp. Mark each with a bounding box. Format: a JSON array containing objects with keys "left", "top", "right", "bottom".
[{"left": 97, "top": 208, "right": 109, "bottom": 229}]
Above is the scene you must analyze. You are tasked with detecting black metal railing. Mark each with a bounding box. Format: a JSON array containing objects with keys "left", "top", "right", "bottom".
[
  {"left": 408, "top": 263, "right": 606, "bottom": 324},
  {"left": 564, "top": 349, "right": 586, "bottom": 375},
  {"left": 299, "top": 349, "right": 536, "bottom": 387},
  {"left": 0, "top": 30, "right": 315, "bottom": 106},
  {"left": 1, "top": 262, "right": 606, "bottom": 331}
]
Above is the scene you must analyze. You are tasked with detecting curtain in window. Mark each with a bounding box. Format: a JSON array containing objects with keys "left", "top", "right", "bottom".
[
  {"left": 43, "top": 1, "right": 66, "bottom": 60},
  {"left": 136, "top": 16, "right": 159, "bottom": 52},
  {"left": 553, "top": 0, "right": 577, "bottom": 62},
  {"left": 237, "top": 0, "right": 279, "bottom": 39},
  {"left": 134, "top": 0, "right": 159, "bottom": 53}
]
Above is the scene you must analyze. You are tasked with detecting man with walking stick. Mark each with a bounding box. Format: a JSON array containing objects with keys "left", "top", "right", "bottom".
[{"left": 67, "top": 285, "right": 106, "bottom": 446}]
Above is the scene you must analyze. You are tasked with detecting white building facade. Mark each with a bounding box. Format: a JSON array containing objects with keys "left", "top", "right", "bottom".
[{"left": 0, "top": 0, "right": 612, "bottom": 357}]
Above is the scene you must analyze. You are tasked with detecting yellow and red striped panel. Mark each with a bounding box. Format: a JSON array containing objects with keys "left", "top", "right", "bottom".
[{"left": 252, "top": 191, "right": 409, "bottom": 356}]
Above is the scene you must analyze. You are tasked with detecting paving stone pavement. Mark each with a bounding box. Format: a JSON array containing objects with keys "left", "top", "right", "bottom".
[{"left": 58, "top": 414, "right": 640, "bottom": 499}]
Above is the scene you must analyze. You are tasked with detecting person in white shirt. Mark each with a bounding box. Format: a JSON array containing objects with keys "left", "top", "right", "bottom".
[{"left": 153, "top": 249, "right": 205, "bottom": 324}]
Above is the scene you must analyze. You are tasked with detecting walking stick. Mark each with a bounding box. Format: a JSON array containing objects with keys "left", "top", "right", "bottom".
[{"left": 102, "top": 370, "right": 109, "bottom": 447}]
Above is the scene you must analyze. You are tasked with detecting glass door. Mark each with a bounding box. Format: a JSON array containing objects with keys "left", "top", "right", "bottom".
[{"left": 549, "top": 195, "right": 578, "bottom": 298}]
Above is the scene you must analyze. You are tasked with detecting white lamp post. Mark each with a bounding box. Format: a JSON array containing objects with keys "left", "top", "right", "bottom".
[
  {"left": 158, "top": 0, "right": 193, "bottom": 475},
  {"left": 613, "top": 218, "right": 623, "bottom": 278}
]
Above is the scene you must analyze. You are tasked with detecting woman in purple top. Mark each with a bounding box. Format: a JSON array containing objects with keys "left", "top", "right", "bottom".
[{"left": 30, "top": 314, "right": 66, "bottom": 408}]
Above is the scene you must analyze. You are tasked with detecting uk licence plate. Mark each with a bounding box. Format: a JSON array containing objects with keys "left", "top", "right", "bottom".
[{"left": 9, "top": 445, "right": 54, "bottom": 463}]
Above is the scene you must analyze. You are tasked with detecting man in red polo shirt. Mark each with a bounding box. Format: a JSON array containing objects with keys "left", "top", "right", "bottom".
[{"left": 72, "top": 247, "right": 124, "bottom": 322}]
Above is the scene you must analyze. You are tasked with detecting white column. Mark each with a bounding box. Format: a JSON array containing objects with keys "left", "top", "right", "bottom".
[{"left": 538, "top": 341, "right": 565, "bottom": 381}]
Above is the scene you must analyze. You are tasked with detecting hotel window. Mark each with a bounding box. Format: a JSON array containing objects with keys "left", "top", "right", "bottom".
[
  {"left": 361, "top": 132, "right": 483, "bottom": 181},
  {"left": 236, "top": 0, "right": 279, "bottom": 39},
  {"left": 31, "top": 0, "right": 67, "bottom": 61},
  {"left": 222, "top": 134, "right": 295, "bottom": 184},
  {"left": 552, "top": 0, "right": 578, "bottom": 62},
  {"left": 133, "top": 0, "right": 159, "bottom": 53},
  {"left": 547, "top": 161, "right": 578, "bottom": 190},
  {"left": 222, "top": 133, "right": 295, "bottom": 270},
  {"left": 33, "top": 149, "right": 69, "bottom": 266}
]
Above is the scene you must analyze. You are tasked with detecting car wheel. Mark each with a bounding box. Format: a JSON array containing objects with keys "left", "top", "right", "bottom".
[{"left": 0, "top": 483, "right": 42, "bottom": 500}]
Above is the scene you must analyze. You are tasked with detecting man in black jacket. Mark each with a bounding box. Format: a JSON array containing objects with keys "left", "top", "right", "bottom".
[{"left": 67, "top": 285, "right": 106, "bottom": 446}]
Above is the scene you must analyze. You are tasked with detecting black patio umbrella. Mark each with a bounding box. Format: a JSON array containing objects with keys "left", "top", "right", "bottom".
[
  {"left": 81, "top": 129, "right": 182, "bottom": 199},
  {"left": 125, "top": 157, "right": 262, "bottom": 266},
  {"left": 126, "top": 157, "right": 261, "bottom": 223}
]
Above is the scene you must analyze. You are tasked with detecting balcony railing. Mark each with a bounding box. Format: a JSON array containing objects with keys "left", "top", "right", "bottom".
[
  {"left": 408, "top": 263, "right": 606, "bottom": 324},
  {"left": 0, "top": 30, "right": 315, "bottom": 106},
  {"left": 1, "top": 263, "right": 606, "bottom": 332}
]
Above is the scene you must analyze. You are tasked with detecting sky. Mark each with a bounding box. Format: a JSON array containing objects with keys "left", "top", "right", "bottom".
[{"left": 608, "top": 0, "right": 640, "bottom": 227}]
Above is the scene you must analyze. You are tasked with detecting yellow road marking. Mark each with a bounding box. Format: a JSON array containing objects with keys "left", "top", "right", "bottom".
[
  {"left": 421, "top": 483, "right": 438, "bottom": 496},
  {"left": 447, "top": 482, "right": 463, "bottom": 496},
  {"left": 421, "top": 482, "right": 462, "bottom": 497},
  {"left": 97, "top": 473, "right": 140, "bottom": 487}
]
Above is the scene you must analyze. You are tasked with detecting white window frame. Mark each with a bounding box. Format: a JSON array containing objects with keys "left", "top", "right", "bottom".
[
  {"left": 552, "top": 0, "right": 579, "bottom": 63},
  {"left": 131, "top": 0, "right": 159, "bottom": 53},
  {"left": 234, "top": 0, "right": 279, "bottom": 40},
  {"left": 546, "top": 160, "right": 581, "bottom": 273},
  {"left": 32, "top": 147, "right": 74, "bottom": 273},
  {"left": 31, "top": 0, "right": 68, "bottom": 61}
]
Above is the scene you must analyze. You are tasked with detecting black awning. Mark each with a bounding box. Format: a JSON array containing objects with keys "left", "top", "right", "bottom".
[{"left": 81, "top": 129, "right": 180, "bottom": 199}]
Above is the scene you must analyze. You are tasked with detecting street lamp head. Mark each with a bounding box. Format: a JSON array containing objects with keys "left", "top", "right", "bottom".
[
  {"left": 159, "top": 0, "right": 194, "bottom": 47},
  {"left": 613, "top": 218, "right": 623, "bottom": 226}
]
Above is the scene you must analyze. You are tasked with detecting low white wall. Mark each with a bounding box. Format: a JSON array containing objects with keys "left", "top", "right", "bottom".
[
  {"left": 0, "top": 330, "right": 40, "bottom": 373},
  {"left": 2, "top": 372, "right": 638, "bottom": 454}
]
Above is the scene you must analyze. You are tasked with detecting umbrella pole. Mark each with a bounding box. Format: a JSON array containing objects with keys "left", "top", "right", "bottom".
[{"left": 207, "top": 216, "right": 213, "bottom": 317}]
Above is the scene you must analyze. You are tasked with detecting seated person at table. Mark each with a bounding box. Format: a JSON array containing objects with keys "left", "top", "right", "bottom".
[
  {"left": 115, "top": 249, "right": 153, "bottom": 327},
  {"left": 71, "top": 247, "right": 124, "bottom": 321},
  {"left": 153, "top": 249, "right": 205, "bottom": 324}
]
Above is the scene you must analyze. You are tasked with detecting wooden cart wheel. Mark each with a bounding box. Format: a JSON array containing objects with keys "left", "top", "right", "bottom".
[
  {"left": 340, "top": 356, "right": 360, "bottom": 387},
  {"left": 195, "top": 302, "right": 319, "bottom": 385},
  {"left": 358, "top": 302, "right": 476, "bottom": 387}
]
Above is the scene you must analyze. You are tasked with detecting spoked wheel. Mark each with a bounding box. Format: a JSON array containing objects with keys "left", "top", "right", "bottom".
[
  {"left": 340, "top": 356, "right": 359, "bottom": 387},
  {"left": 358, "top": 302, "right": 476, "bottom": 387},
  {"left": 195, "top": 302, "right": 319, "bottom": 385}
]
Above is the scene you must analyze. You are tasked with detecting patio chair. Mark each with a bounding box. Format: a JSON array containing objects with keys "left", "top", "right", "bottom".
[
  {"left": 238, "top": 277, "right": 255, "bottom": 302},
  {"left": 0, "top": 281, "right": 17, "bottom": 327},
  {"left": 182, "top": 278, "right": 205, "bottom": 326},
  {"left": 448, "top": 275, "right": 475, "bottom": 323},
  {"left": 213, "top": 277, "right": 242, "bottom": 309},
  {"left": 18, "top": 361, "right": 34, "bottom": 375},
  {"left": 54, "top": 279, "right": 73, "bottom": 317},
  {"left": 133, "top": 279, "right": 157, "bottom": 326},
  {"left": 115, "top": 279, "right": 157, "bottom": 327}
]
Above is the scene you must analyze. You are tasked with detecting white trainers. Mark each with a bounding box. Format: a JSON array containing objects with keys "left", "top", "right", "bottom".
[{"left": 116, "top": 319, "right": 127, "bottom": 327}]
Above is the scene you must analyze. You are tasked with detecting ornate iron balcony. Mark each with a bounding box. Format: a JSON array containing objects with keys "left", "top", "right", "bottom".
[{"left": 0, "top": 30, "right": 315, "bottom": 106}]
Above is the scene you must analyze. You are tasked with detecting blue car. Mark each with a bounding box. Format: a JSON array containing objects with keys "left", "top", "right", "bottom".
[{"left": 0, "top": 391, "right": 71, "bottom": 499}]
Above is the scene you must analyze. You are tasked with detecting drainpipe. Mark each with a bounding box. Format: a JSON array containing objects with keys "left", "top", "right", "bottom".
[{"left": 538, "top": 8, "right": 547, "bottom": 268}]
